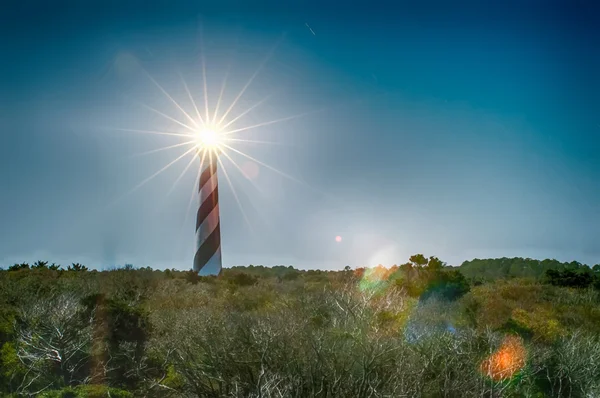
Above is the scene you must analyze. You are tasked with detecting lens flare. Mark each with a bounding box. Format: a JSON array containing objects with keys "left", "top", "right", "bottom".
[
  {"left": 241, "top": 161, "right": 260, "bottom": 180},
  {"left": 358, "top": 265, "right": 395, "bottom": 293},
  {"left": 480, "top": 335, "right": 526, "bottom": 381}
]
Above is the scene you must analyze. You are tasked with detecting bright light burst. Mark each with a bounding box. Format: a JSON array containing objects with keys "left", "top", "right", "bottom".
[
  {"left": 194, "top": 126, "right": 224, "bottom": 153},
  {"left": 111, "top": 39, "right": 318, "bottom": 232}
]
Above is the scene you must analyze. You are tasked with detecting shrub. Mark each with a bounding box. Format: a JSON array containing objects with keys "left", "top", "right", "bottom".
[
  {"left": 545, "top": 269, "right": 593, "bottom": 288},
  {"left": 227, "top": 272, "right": 258, "bottom": 286},
  {"left": 39, "top": 385, "right": 133, "bottom": 398}
]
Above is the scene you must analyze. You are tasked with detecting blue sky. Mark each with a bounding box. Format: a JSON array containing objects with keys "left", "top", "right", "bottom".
[{"left": 1, "top": 1, "right": 598, "bottom": 269}]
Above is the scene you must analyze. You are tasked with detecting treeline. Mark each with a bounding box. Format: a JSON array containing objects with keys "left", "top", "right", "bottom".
[
  {"left": 460, "top": 257, "right": 600, "bottom": 281},
  {"left": 1, "top": 256, "right": 600, "bottom": 396},
  {"left": 6, "top": 255, "right": 600, "bottom": 281},
  {"left": 3, "top": 255, "right": 471, "bottom": 303}
]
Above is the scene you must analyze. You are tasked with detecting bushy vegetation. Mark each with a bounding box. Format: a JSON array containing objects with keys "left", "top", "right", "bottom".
[
  {"left": 1, "top": 256, "right": 599, "bottom": 397},
  {"left": 460, "top": 257, "right": 600, "bottom": 282}
]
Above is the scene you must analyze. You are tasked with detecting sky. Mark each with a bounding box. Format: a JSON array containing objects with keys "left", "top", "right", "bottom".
[{"left": 1, "top": 1, "right": 599, "bottom": 270}]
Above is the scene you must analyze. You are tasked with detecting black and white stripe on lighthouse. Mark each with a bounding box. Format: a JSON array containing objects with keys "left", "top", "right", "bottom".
[{"left": 194, "top": 155, "right": 222, "bottom": 275}]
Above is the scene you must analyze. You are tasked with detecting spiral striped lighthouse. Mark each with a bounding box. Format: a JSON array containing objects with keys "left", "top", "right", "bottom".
[{"left": 194, "top": 156, "right": 222, "bottom": 275}]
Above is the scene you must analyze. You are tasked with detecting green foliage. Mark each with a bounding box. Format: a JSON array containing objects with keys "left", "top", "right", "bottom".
[
  {"left": 497, "top": 318, "right": 534, "bottom": 340},
  {"left": 545, "top": 268, "right": 594, "bottom": 288},
  {"left": 421, "top": 268, "right": 471, "bottom": 301},
  {"left": 226, "top": 271, "right": 258, "bottom": 286},
  {"left": 8, "top": 263, "right": 30, "bottom": 271},
  {"left": 1, "top": 256, "right": 599, "bottom": 396},
  {"left": 49, "top": 263, "right": 61, "bottom": 271},
  {"left": 39, "top": 384, "right": 132, "bottom": 398},
  {"left": 391, "top": 254, "right": 470, "bottom": 301},
  {"left": 0, "top": 342, "right": 27, "bottom": 392},
  {"left": 409, "top": 254, "right": 428, "bottom": 266},
  {"left": 68, "top": 263, "right": 88, "bottom": 272},
  {"left": 183, "top": 269, "right": 202, "bottom": 284},
  {"left": 460, "top": 257, "right": 593, "bottom": 281},
  {"left": 33, "top": 260, "right": 49, "bottom": 269},
  {"left": 162, "top": 364, "right": 185, "bottom": 390},
  {"left": 0, "top": 307, "right": 16, "bottom": 345},
  {"left": 80, "top": 294, "right": 149, "bottom": 388}
]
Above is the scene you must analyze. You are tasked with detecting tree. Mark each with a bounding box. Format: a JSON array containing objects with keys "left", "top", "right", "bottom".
[
  {"left": 80, "top": 294, "right": 149, "bottom": 388},
  {"left": 460, "top": 257, "right": 594, "bottom": 280},
  {"left": 545, "top": 269, "right": 593, "bottom": 288},
  {"left": 68, "top": 263, "right": 88, "bottom": 272},
  {"left": 32, "top": 261, "right": 49, "bottom": 269},
  {"left": 14, "top": 294, "right": 93, "bottom": 393},
  {"left": 427, "top": 256, "right": 445, "bottom": 271},
  {"left": 8, "top": 263, "right": 29, "bottom": 271},
  {"left": 183, "top": 270, "right": 201, "bottom": 284},
  {"left": 228, "top": 272, "right": 258, "bottom": 286},
  {"left": 409, "top": 254, "right": 428, "bottom": 267}
]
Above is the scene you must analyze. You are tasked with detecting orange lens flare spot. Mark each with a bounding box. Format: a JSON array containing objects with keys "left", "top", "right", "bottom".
[{"left": 480, "top": 335, "right": 526, "bottom": 381}]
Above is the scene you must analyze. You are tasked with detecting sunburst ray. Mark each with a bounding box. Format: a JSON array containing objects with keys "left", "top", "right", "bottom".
[
  {"left": 217, "top": 36, "right": 284, "bottom": 126},
  {"left": 179, "top": 71, "right": 205, "bottom": 126},
  {"left": 199, "top": 23, "right": 211, "bottom": 124},
  {"left": 174, "top": 160, "right": 204, "bottom": 258},
  {"left": 130, "top": 140, "right": 196, "bottom": 158},
  {"left": 219, "top": 150, "right": 276, "bottom": 230},
  {"left": 122, "top": 146, "right": 197, "bottom": 200},
  {"left": 216, "top": 156, "right": 254, "bottom": 232},
  {"left": 143, "top": 70, "right": 199, "bottom": 127},
  {"left": 212, "top": 61, "right": 231, "bottom": 124},
  {"left": 221, "top": 94, "right": 273, "bottom": 130},
  {"left": 218, "top": 149, "right": 265, "bottom": 195},
  {"left": 222, "top": 144, "right": 299, "bottom": 183},
  {"left": 167, "top": 152, "right": 198, "bottom": 196},
  {"left": 109, "top": 128, "right": 193, "bottom": 139},
  {"left": 223, "top": 110, "right": 315, "bottom": 135},
  {"left": 222, "top": 143, "right": 332, "bottom": 199},
  {"left": 137, "top": 101, "right": 197, "bottom": 132},
  {"left": 224, "top": 137, "right": 290, "bottom": 146}
]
